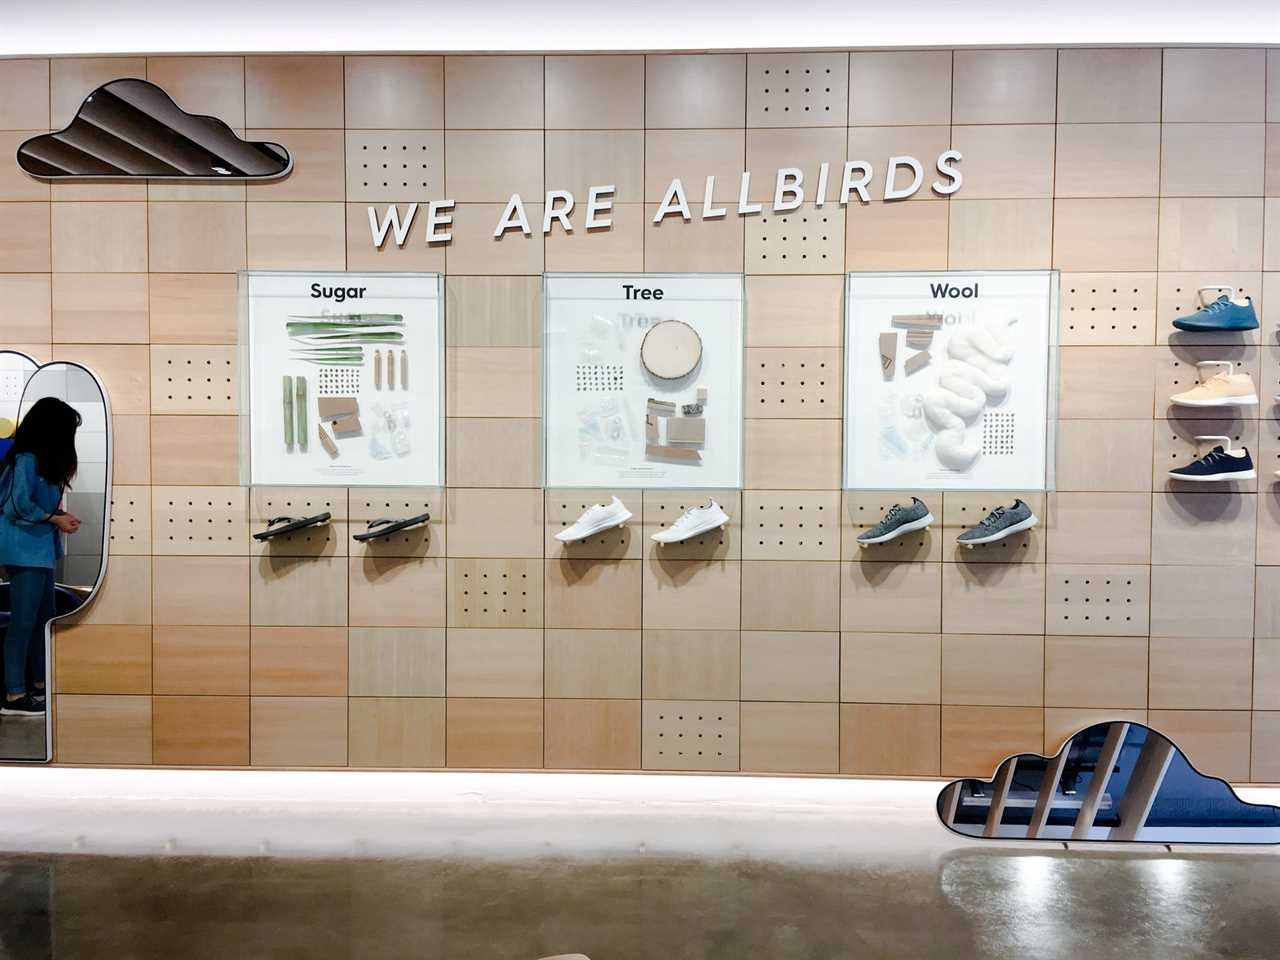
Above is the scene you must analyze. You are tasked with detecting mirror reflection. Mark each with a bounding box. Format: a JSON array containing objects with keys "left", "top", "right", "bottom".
[
  {"left": 0, "top": 360, "right": 111, "bottom": 761},
  {"left": 938, "top": 721, "right": 1280, "bottom": 844}
]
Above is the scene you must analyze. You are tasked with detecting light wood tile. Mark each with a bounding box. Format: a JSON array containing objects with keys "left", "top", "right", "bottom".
[
  {"left": 150, "top": 415, "right": 238, "bottom": 484},
  {"left": 250, "top": 556, "right": 346, "bottom": 627},
  {"left": 0, "top": 202, "right": 51, "bottom": 272},
  {"left": 744, "top": 419, "right": 840, "bottom": 489},
  {"left": 246, "top": 202, "right": 345, "bottom": 270},
  {"left": 55, "top": 694, "right": 152, "bottom": 764},
  {"left": 345, "top": 202, "right": 446, "bottom": 274},
  {"left": 446, "top": 418, "right": 541, "bottom": 487},
  {"left": 1044, "top": 634, "right": 1147, "bottom": 709},
  {"left": 545, "top": 558, "right": 642, "bottom": 630},
  {"left": 544, "top": 629, "right": 641, "bottom": 699},
  {"left": 111, "top": 415, "right": 151, "bottom": 485},
  {"left": 744, "top": 127, "right": 848, "bottom": 201},
  {"left": 740, "top": 560, "right": 839, "bottom": 631},
  {"left": 1047, "top": 492, "right": 1151, "bottom": 564},
  {"left": 846, "top": 125, "right": 951, "bottom": 202},
  {"left": 643, "top": 629, "right": 740, "bottom": 700},
  {"left": 51, "top": 273, "right": 148, "bottom": 343},
  {"left": 108, "top": 485, "right": 151, "bottom": 556},
  {"left": 445, "top": 131, "right": 543, "bottom": 203},
  {"left": 1150, "top": 564, "right": 1254, "bottom": 638},
  {"left": 1149, "top": 635, "right": 1253, "bottom": 710},
  {"left": 54, "top": 624, "right": 151, "bottom": 694},
  {"left": 50, "top": 57, "right": 146, "bottom": 127},
  {"left": 1161, "top": 123, "right": 1266, "bottom": 197},
  {"left": 545, "top": 130, "right": 644, "bottom": 203},
  {"left": 148, "top": 274, "right": 236, "bottom": 344},
  {"left": 1256, "top": 637, "right": 1280, "bottom": 709},
  {"left": 941, "top": 704, "right": 1042, "bottom": 778},
  {"left": 149, "top": 345, "right": 236, "bottom": 415},
  {"left": 1250, "top": 712, "right": 1280, "bottom": 782},
  {"left": 67, "top": 554, "right": 151, "bottom": 626},
  {"left": 942, "top": 561, "right": 1046, "bottom": 635},
  {"left": 746, "top": 52, "right": 848, "bottom": 128},
  {"left": 445, "top": 488, "right": 542, "bottom": 558},
  {"left": 841, "top": 561, "right": 942, "bottom": 633},
  {"left": 642, "top": 559, "right": 740, "bottom": 631},
  {"left": 645, "top": 54, "right": 745, "bottom": 128},
  {"left": 949, "top": 199, "right": 1053, "bottom": 269},
  {"left": 250, "top": 626, "right": 347, "bottom": 696},
  {"left": 741, "top": 701, "right": 838, "bottom": 773},
  {"left": 250, "top": 696, "right": 347, "bottom": 767},
  {"left": 952, "top": 49, "right": 1056, "bottom": 124},
  {"left": 1054, "top": 124, "right": 1161, "bottom": 198},
  {"left": 152, "top": 625, "right": 249, "bottom": 695},
  {"left": 942, "top": 634, "right": 1043, "bottom": 706},
  {"left": 348, "top": 627, "right": 444, "bottom": 697},
  {"left": 643, "top": 204, "right": 744, "bottom": 272},
  {"left": 51, "top": 202, "right": 147, "bottom": 272},
  {"left": 544, "top": 202, "right": 645, "bottom": 273},
  {"left": 741, "top": 631, "right": 838, "bottom": 702},
  {"left": 1056, "top": 346, "right": 1155, "bottom": 419},
  {"left": 445, "top": 275, "right": 541, "bottom": 347},
  {"left": 1152, "top": 491, "right": 1257, "bottom": 567},
  {"left": 349, "top": 556, "right": 444, "bottom": 628},
  {"left": 1055, "top": 419, "right": 1155, "bottom": 492},
  {"left": 153, "top": 555, "right": 249, "bottom": 626},
  {"left": 644, "top": 129, "right": 744, "bottom": 202},
  {"left": 445, "top": 56, "right": 543, "bottom": 129},
  {"left": 446, "top": 203, "right": 544, "bottom": 275},
  {"left": 545, "top": 56, "right": 644, "bottom": 129},
  {"left": 447, "top": 629, "right": 542, "bottom": 697},
  {"left": 840, "top": 703, "right": 940, "bottom": 776},
  {"left": 446, "top": 347, "right": 540, "bottom": 418},
  {"left": 349, "top": 697, "right": 445, "bottom": 767},
  {"left": 1162, "top": 48, "right": 1266, "bottom": 123},
  {"left": 0, "top": 274, "right": 51, "bottom": 342},
  {"left": 1053, "top": 199, "right": 1159, "bottom": 271},
  {"left": 544, "top": 698, "right": 641, "bottom": 769},
  {"left": 839, "top": 632, "right": 940, "bottom": 704},
  {"left": 153, "top": 695, "right": 250, "bottom": 766},
  {"left": 849, "top": 51, "right": 951, "bottom": 126},
  {"left": 1057, "top": 49, "right": 1162, "bottom": 122},
  {"left": 446, "top": 697, "right": 543, "bottom": 768},
  {"left": 49, "top": 343, "right": 148, "bottom": 414},
  {"left": 1158, "top": 198, "right": 1264, "bottom": 272},
  {"left": 145, "top": 56, "right": 245, "bottom": 126},
  {"left": 148, "top": 201, "right": 246, "bottom": 273},
  {"left": 951, "top": 125, "right": 1054, "bottom": 199},
  {"left": 245, "top": 56, "right": 344, "bottom": 127},
  {"left": 0, "top": 59, "right": 49, "bottom": 129},
  {"left": 1147, "top": 708, "right": 1251, "bottom": 782},
  {"left": 741, "top": 490, "right": 840, "bottom": 560},
  {"left": 344, "top": 56, "right": 443, "bottom": 128},
  {"left": 745, "top": 275, "right": 842, "bottom": 348},
  {"left": 0, "top": 131, "right": 50, "bottom": 201},
  {"left": 245, "top": 129, "right": 345, "bottom": 201},
  {"left": 641, "top": 699, "right": 739, "bottom": 771},
  {"left": 846, "top": 199, "right": 949, "bottom": 270}
]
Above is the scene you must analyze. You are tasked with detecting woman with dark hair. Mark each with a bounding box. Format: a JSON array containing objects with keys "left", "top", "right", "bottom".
[{"left": 0, "top": 397, "right": 82, "bottom": 717}]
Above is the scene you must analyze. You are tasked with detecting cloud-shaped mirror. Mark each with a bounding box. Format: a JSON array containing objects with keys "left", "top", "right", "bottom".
[
  {"left": 0, "top": 359, "right": 112, "bottom": 762},
  {"left": 16, "top": 78, "right": 291, "bottom": 180},
  {"left": 938, "top": 721, "right": 1280, "bottom": 844}
]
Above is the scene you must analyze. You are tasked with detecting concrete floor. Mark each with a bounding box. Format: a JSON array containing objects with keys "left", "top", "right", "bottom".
[
  {"left": 1, "top": 849, "right": 1279, "bottom": 959},
  {"left": 1, "top": 769, "right": 1278, "bottom": 958}
]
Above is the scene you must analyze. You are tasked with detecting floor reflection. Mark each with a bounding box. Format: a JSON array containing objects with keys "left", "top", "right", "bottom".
[{"left": 0, "top": 850, "right": 1276, "bottom": 959}]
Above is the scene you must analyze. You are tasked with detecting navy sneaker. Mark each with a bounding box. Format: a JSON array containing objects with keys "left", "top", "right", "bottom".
[
  {"left": 1172, "top": 295, "right": 1258, "bottom": 332},
  {"left": 957, "top": 499, "right": 1038, "bottom": 547},
  {"left": 858, "top": 497, "right": 934, "bottom": 546},
  {"left": 1168, "top": 445, "right": 1256, "bottom": 482}
]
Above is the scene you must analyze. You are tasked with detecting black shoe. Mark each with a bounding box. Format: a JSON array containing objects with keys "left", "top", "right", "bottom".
[
  {"left": 1, "top": 694, "right": 45, "bottom": 717},
  {"left": 1168, "top": 445, "right": 1256, "bottom": 482}
]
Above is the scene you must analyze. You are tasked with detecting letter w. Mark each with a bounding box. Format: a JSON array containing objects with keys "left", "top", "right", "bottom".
[{"left": 368, "top": 203, "right": 418, "bottom": 248}]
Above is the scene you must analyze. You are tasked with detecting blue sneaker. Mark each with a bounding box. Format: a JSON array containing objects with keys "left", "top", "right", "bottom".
[{"left": 1172, "top": 295, "right": 1258, "bottom": 332}]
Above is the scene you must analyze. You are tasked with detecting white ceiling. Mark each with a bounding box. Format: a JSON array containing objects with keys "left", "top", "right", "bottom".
[{"left": 3, "top": 0, "right": 1278, "bottom": 56}]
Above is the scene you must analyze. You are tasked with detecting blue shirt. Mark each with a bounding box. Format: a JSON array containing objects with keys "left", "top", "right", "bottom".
[{"left": 0, "top": 453, "right": 64, "bottom": 569}]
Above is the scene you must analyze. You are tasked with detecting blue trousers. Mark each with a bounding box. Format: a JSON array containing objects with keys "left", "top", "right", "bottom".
[{"left": 4, "top": 565, "right": 53, "bottom": 696}]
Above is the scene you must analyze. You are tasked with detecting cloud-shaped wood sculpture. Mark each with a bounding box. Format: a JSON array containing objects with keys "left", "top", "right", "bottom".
[
  {"left": 16, "top": 78, "right": 291, "bottom": 180},
  {"left": 938, "top": 720, "right": 1280, "bottom": 844}
]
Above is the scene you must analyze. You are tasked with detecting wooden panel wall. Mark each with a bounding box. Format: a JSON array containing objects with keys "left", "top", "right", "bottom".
[{"left": 3, "top": 48, "right": 1280, "bottom": 781}]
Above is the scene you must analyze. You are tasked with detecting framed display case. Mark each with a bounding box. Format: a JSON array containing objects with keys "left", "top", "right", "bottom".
[
  {"left": 239, "top": 271, "right": 444, "bottom": 487},
  {"left": 843, "top": 270, "right": 1058, "bottom": 491},
  {"left": 542, "top": 273, "right": 744, "bottom": 489}
]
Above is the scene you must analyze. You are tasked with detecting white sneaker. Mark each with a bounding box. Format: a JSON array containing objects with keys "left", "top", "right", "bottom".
[
  {"left": 651, "top": 499, "right": 730, "bottom": 544},
  {"left": 556, "top": 496, "right": 632, "bottom": 542}
]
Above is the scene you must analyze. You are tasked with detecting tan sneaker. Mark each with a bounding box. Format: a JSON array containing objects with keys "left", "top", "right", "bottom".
[{"left": 1170, "top": 372, "right": 1258, "bottom": 407}]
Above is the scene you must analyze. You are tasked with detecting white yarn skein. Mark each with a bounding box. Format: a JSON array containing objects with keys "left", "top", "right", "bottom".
[{"left": 922, "top": 318, "right": 1017, "bottom": 470}]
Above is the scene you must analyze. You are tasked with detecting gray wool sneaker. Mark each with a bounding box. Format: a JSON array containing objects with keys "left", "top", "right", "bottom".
[
  {"left": 957, "top": 499, "right": 1038, "bottom": 547},
  {"left": 858, "top": 497, "right": 935, "bottom": 546}
]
